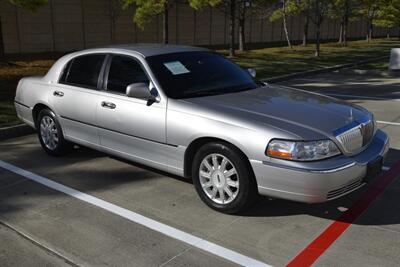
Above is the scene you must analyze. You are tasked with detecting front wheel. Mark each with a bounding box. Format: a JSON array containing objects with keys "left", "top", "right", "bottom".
[
  {"left": 192, "top": 142, "right": 258, "bottom": 214},
  {"left": 37, "top": 109, "right": 72, "bottom": 156}
]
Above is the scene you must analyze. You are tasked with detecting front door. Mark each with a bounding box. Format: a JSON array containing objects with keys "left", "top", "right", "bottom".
[{"left": 96, "top": 55, "right": 168, "bottom": 168}]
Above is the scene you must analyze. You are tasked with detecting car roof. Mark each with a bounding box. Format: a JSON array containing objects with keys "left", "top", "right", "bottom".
[
  {"left": 100, "top": 43, "right": 209, "bottom": 57},
  {"left": 43, "top": 44, "right": 210, "bottom": 83}
]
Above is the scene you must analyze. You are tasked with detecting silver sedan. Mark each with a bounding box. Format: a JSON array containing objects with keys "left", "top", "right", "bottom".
[{"left": 14, "top": 44, "right": 389, "bottom": 213}]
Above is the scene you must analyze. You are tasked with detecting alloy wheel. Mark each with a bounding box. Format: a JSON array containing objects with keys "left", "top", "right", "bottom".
[
  {"left": 199, "top": 153, "right": 239, "bottom": 204},
  {"left": 40, "top": 115, "right": 59, "bottom": 150}
]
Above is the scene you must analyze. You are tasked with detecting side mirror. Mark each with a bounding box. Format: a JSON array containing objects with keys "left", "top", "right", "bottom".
[
  {"left": 126, "top": 83, "right": 157, "bottom": 102},
  {"left": 247, "top": 68, "right": 256, "bottom": 78}
]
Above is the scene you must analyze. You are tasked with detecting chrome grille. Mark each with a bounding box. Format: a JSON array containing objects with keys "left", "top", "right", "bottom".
[
  {"left": 362, "top": 120, "right": 374, "bottom": 146},
  {"left": 335, "top": 119, "right": 374, "bottom": 154},
  {"left": 336, "top": 126, "right": 363, "bottom": 154}
]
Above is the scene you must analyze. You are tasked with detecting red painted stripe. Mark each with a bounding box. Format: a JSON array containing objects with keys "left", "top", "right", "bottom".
[{"left": 286, "top": 161, "right": 400, "bottom": 267}]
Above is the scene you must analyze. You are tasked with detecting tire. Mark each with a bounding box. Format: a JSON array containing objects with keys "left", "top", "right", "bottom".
[
  {"left": 36, "top": 109, "right": 72, "bottom": 156},
  {"left": 192, "top": 142, "right": 258, "bottom": 214}
]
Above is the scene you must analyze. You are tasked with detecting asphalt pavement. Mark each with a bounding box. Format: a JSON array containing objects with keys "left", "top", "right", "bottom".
[{"left": 0, "top": 71, "right": 399, "bottom": 266}]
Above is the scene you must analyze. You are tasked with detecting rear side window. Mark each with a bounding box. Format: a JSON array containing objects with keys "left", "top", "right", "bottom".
[
  {"left": 60, "top": 54, "right": 106, "bottom": 89},
  {"left": 106, "top": 55, "right": 149, "bottom": 94}
]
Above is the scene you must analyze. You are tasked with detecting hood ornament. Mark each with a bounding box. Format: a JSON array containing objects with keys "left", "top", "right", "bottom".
[
  {"left": 349, "top": 108, "right": 354, "bottom": 122},
  {"left": 345, "top": 108, "right": 354, "bottom": 124}
]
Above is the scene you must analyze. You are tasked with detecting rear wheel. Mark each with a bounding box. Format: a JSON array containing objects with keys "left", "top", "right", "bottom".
[
  {"left": 192, "top": 142, "right": 258, "bottom": 214},
  {"left": 37, "top": 109, "right": 72, "bottom": 156}
]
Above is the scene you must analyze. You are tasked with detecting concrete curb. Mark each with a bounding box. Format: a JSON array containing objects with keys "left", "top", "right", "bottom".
[
  {"left": 337, "top": 68, "right": 400, "bottom": 77},
  {"left": 263, "top": 55, "right": 389, "bottom": 83},
  {"left": 0, "top": 124, "right": 35, "bottom": 141},
  {"left": 337, "top": 68, "right": 390, "bottom": 76}
]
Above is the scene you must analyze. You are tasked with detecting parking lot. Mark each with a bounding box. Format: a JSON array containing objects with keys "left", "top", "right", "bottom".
[{"left": 0, "top": 71, "right": 400, "bottom": 267}]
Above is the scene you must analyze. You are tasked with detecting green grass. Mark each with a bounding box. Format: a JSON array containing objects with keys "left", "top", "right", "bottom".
[
  {"left": 0, "top": 101, "right": 21, "bottom": 127},
  {"left": 0, "top": 59, "right": 54, "bottom": 127},
  {"left": 0, "top": 38, "right": 399, "bottom": 127},
  {"left": 355, "top": 60, "right": 389, "bottom": 71},
  {"left": 219, "top": 38, "right": 400, "bottom": 79}
]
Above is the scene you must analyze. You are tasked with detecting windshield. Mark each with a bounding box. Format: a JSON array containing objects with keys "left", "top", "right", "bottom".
[{"left": 146, "top": 51, "right": 257, "bottom": 99}]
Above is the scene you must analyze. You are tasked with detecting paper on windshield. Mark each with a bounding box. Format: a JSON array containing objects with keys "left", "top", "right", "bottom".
[{"left": 163, "top": 61, "right": 190, "bottom": 75}]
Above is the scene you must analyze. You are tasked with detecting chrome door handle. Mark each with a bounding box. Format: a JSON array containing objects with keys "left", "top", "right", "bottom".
[
  {"left": 101, "top": 101, "right": 116, "bottom": 109},
  {"left": 53, "top": 91, "right": 64, "bottom": 97}
]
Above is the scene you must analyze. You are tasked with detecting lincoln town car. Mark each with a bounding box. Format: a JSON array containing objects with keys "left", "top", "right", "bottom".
[{"left": 14, "top": 44, "right": 389, "bottom": 213}]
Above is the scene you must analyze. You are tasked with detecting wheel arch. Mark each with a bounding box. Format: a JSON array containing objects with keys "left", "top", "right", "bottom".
[
  {"left": 32, "top": 103, "right": 54, "bottom": 127},
  {"left": 183, "top": 137, "right": 255, "bottom": 182}
]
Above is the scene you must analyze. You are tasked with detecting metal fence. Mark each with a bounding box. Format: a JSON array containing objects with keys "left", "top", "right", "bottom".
[{"left": 0, "top": 0, "right": 394, "bottom": 54}]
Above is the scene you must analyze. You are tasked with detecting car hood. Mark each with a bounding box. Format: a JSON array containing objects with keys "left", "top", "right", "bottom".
[{"left": 179, "top": 85, "right": 371, "bottom": 139}]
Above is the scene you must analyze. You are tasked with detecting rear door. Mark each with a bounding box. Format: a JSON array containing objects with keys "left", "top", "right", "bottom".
[{"left": 50, "top": 54, "right": 106, "bottom": 147}]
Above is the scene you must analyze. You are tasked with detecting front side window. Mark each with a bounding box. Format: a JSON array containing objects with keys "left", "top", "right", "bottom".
[
  {"left": 61, "top": 54, "right": 106, "bottom": 88},
  {"left": 106, "top": 55, "right": 149, "bottom": 94},
  {"left": 146, "top": 51, "right": 257, "bottom": 99}
]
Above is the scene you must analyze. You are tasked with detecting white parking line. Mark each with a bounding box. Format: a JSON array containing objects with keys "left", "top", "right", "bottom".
[
  {"left": 0, "top": 160, "right": 271, "bottom": 267},
  {"left": 377, "top": 121, "right": 400, "bottom": 126}
]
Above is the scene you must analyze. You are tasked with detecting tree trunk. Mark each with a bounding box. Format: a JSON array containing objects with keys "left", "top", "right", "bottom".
[
  {"left": 315, "top": 23, "right": 321, "bottom": 57},
  {"left": 398, "top": 24, "right": 400, "bottom": 40},
  {"left": 303, "top": 14, "right": 309, "bottom": 46},
  {"left": 163, "top": 3, "right": 169, "bottom": 44},
  {"left": 238, "top": 18, "right": 245, "bottom": 52},
  {"left": 343, "top": 12, "right": 348, "bottom": 45},
  {"left": 0, "top": 16, "right": 4, "bottom": 61},
  {"left": 314, "top": 1, "right": 321, "bottom": 57},
  {"left": 369, "top": 21, "right": 373, "bottom": 41},
  {"left": 342, "top": 0, "right": 349, "bottom": 46},
  {"left": 229, "top": 0, "right": 235, "bottom": 57},
  {"left": 366, "top": 20, "right": 373, "bottom": 42},
  {"left": 238, "top": 1, "right": 246, "bottom": 52},
  {"left": 282, "top": 1, "right": 292, "bottom": 49},
  {"left": 338, "top": 19, "right": 343, "bottom": 44}
]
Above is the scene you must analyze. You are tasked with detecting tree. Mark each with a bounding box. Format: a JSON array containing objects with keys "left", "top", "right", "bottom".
[
  {"left": 189, "top": 0, "right": 237, "bottom": 56},
  {"left": 309, "top": 0, "right": 330, "bottom": 57},
  {"left": 358, "top": 0, "right": 381, "bottom": 42},
  {"left": 328, "top": 0, "right": 355, "bottom": 45},
  {"left": 300, "top": 0, "right": 312, "bottom": 46},
  {"left": 0, "top": 0, "right": 48, "bottom": 60},
  {"left": 328, "top": 0, "right": 361, "bottom": 45},
  {"left": 239, "top": 0, "right": 277, "bottom": 51},
  {"left": 237, "top": 1, "right": 250, "bottom": 52},
  {"left": 121, "top": 0, "right": 173, "bottom": 44},
  {"left": 190, "top": 0, "right": 276, "bottom": 55},
  {"left": 374, "top": 0, "right": 400, "bottom": 39},
  {"left": 270, "top": 0, "right": 296, "bottom": 49},
  {"left": 269, "top": 0, "right": 312, "bottom": 46}
]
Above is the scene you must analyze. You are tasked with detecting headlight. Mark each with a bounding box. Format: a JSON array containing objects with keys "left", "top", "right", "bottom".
[{"left": 266, "top": 139, "right": 341, "bottom": 161}]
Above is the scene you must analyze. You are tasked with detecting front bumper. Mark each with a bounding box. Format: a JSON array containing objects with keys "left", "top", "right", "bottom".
[{"left": 251, "top": 129, "right": 389, "bottom": 203}]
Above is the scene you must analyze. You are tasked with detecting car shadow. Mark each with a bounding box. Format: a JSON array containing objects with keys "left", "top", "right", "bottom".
[
  {"left": 1, "top": 138, "right": 399, "bottom": 227},
  {"left": 242, "top": 147, "right": 400, "bottom": 226}
]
